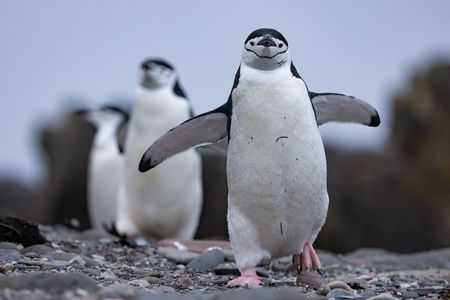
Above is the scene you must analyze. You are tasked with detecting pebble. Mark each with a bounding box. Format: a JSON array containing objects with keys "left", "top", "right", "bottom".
[
  {"left": 0, "top": 249, "right": 22, "bottom": 261},
  {"left": 85, "top": 268, "right": 101, "bottom": 276},
  {"left": 24, "top": 252, "right": 39, "bottom": 258},
  {"left": 128, "top": 279, "right": 150, "bottom": 288},
  {"left": 214, "top": 262, "right": 241, "bottom": 276},
  {"left": 326, "top": 288, "right": 356, "bottom": 299},
  {"left": 360, "top": 290, "right": 377, "bottom": 298},
  {"left": 0, "top": 272, "right": 99, "bottom": 292},
  {"left": 401, "top": 291, "right": 419, "bottom": 299},
  {"left": 156, "top": 247, "right": 199, "bottom": 264},
  {"left": 20, "top": 244, "right": 54, "bottom": 255},
  {"left": 296, "top": 271, "right": 327, "bottom": 288},
  {"left": 100, "top": 270, "right": 118, "bottom": 281},
  {"left": 43, "top": 251, "right": 102, "bottom": 267},
  {"left": 0, "top": 243, "right": 19, "bottom": 251},
  {"left": 367, "top": 292, "right": 398, "bottom": 300},
  {"left": 186, "top": 249, "right": 225, "bottom": 271},
  {"left": 139, "top": 276, "right": 165, "bottom": 285},
  {"left": 327, "top": 280, "right": 354, "bottom": 291}
]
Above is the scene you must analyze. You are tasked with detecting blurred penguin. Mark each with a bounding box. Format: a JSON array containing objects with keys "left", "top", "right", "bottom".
[
  {"left": 116, "top": 59, "right": 202, "bottom": 240},
  {"left": 81, "top": 106, "right": 128, "bottom": 230}
]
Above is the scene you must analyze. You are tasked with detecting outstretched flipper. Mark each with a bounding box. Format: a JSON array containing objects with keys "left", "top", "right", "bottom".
[
  {"left": 139, "top": 103, "right": 230, "bottom": 172},
  {"left": 309, "top": 92, "right": 380, "bottom": 127}
]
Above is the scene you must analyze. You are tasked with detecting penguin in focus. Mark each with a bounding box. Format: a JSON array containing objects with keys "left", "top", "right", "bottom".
[
  {"left": 117, "top": 59, "right": 203, "bottom": 240},
  {"left": 81, "top": 106, "right": 128, "bottom": 230},
  {"left": 139, "top": 29, "right": 380, "bottom": 287}
]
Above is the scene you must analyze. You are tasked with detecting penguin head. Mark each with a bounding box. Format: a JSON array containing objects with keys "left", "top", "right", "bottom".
[
  {"left": 242, "top": 28, "right": 290, "bottom": 71},
  {"left": 140, "top": 58, "right": 177, "bottom": 88},
  {"left": 80, "top": 106, "right": 128, "bottom": 128}
]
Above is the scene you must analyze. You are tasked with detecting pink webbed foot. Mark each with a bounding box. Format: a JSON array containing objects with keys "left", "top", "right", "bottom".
[
  {"left": 292, "top": 244, "right": 322, "bottom": 274},
  {"left": 227, "top": 267, "right": 261, "bottom": 288}
]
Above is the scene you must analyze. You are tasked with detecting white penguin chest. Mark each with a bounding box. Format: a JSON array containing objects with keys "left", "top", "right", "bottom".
[{"left": 227, "top": 67, "right": 328, "bottom": 256}]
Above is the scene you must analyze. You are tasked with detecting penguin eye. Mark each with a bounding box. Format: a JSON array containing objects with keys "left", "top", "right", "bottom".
[
  {"left": 278, "top": 43, "right": 283, "bottom": 48},
  {"left": 250, "top": 41, "right": 255, "bottom": 46}
]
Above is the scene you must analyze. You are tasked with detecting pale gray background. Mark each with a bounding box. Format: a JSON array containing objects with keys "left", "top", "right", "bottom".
[{"left": 1, "top": 1, "right": 450, "bottom": 182}]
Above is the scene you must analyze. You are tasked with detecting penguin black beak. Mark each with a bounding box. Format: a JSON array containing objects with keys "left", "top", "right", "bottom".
[{"left": 257, "top": 35, "right": 276, "bottom": 47}]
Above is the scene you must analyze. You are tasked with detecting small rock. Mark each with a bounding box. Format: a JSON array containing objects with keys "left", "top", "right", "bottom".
[
  {"left": 401, "top": 291, "right": 419, "bottom": 299},
  {"left": 77, "top": 229, "right": 113, "bottom": 241},
  {"left": 139, "top": 276, "right": 165, "bottom": 285},
  {"left": 100, "top": 270, "right": 118, "bottom": 280},
  {"left": 359, "top": 290, "right": 377, "bottom": 298},
  {"left": 0, "top": 242, "right": 19, "bottom": 250},
  {"left": 412, "top": 288, "right": 436, "bottom": 296},
  {"left": 21, "top": 244, "right": 54, "bottom": 255},
  {"left": 0, "top": 249, "right": 21, "bottom": 261},
  {"left": 367, "top": 293, "right": 398, "bottom": 300},
  {"left": 214, "top": 262, "right": 240, "bottom": 276},
  {"left": 128, "top": 279, "right": 150, "bottom": 288},
  {"left": 296, "top": 271, "right": 326, "bottom": 288},
  {"left": 186, "top": 249, "right": 225, "bottom": 271},
  {"left": 43, "top": 251, "right": 102, "bottom": 267},
  {"left": 326, "top": 288, "right": 356, "bottom": 299},
  {"left": 318, "top": 284, "right": 331, "bottom": 296},
  {"left": 327, "top": 280, "right": 354, "bottom": 292},
  {"left": 84, "top": 268, "right": 101, "bottom": 276},
  {"left": 24, "top": 252, "right": 39, "bottom": 258},
  {"left": 0, "top": 272, "right": 99, "bottom": 292},
  {"left": 156, "top": 247, "right": 199, "bottom": 264}
]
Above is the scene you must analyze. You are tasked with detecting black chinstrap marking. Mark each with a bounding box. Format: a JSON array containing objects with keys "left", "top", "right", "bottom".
[
  {"left": 276, "top": 136, "right": 288, "bottom": 143},
  {"left": 244, "top": 47, "right": 288, "bottom": 59}
]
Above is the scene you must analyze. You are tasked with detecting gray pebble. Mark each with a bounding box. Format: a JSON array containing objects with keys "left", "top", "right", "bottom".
[
  {"left": 326, "top": 288, "right": 356, "bottom": 299},
  {"left": 156, "top": 247, "right": 199, "bottom": 264},
  {"left": 24, "top": 252, "right": 40, "bottom": 258},
  {"left": 359, "top": 290, "right": 377, "bottom": 298},
  {"left": 139, "top": 276, "right": 165, "bottom": 285},
  {"left": 0, "top": 272, "right": 99, "bottom": 292},
  {"left": 21, "top": 244, "right": 54, "bottom": 255},
  {"left": 0, "top": 249, "right": 22, "bottom": 261},
  {"left": 0, "top": 242, "right": 19, "bottom": 250},
  {"left": 401, "top": 291, "right": 419, "bottom": 299},
  {"left": 186, "top": 249, "right": 225, "bottom": 272},
  {"left": 367, "top": 293, "right": 398, "bottom": 300},
  {"left": 128, "top": 279, "right": 150, "bottom": 288},
  {"left": 214, "top": 262, "right": 241, "bottom": 276},
  {"left": 43, "top": 251, "right": 101, "bottom": 267},
  {"left": 100, "top": 270, "right": 118, "bottom": 280},
  {"left": 84, "top": 268, "right": 101, "bottom": 276}
]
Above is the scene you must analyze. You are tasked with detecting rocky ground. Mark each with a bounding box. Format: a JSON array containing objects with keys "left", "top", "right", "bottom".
[{"left": 0, "top": 225, "right": 448, "bottom": 300}]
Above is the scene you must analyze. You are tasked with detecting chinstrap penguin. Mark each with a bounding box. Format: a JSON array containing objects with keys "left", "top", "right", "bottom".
[
  {"left": 80, "top": 106, "right": 128, "bottom": 230},
  {"left": 117, "top": 58, "right": 202, "bottom": 240},
  {"left": 139, "top": 29, "right": 380, "bottom": 287}
]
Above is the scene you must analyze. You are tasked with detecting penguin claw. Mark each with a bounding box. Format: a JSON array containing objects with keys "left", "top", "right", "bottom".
[
  {"left": 103, "top": 222, "right": 137, "bottom": 248},
  {"left": 227, "top": 268, "right": 261, "bottom": 288}
]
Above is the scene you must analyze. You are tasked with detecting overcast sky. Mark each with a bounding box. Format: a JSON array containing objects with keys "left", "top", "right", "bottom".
[{"left": 1, "top": 1, "right": 450, "bottom": 183}]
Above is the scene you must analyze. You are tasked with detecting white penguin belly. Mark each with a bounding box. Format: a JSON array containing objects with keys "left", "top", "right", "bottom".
[
  {"left": 88, "top": 146, "right": 122, "bottom": 230},
  {"left": 122, "top": 91, "right": 203, "bottom": 240},
  {"left": 227, "top": 73, "right": 328, "bottom": 268}
]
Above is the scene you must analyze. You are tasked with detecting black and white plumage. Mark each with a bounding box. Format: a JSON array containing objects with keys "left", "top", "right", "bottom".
[
  {"left": 117, "top": 59, "right": 202, "bottom": 240},
  {"left": 81, "top": 106, "right": 128, "bottom": 230},
  {"left": 139, "top": 29, "right": 380, "bottom": 287}
]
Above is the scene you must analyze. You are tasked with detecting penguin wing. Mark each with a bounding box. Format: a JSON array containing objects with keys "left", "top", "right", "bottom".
[
  {"left": 309, "top": 92, "right": 380, "bottom": 127},
  {"left": 139, "top": 110, "right": 229, "bottom": 172},
  {"left": 117, "top": 122, "right": 128, "bottom": 154}
]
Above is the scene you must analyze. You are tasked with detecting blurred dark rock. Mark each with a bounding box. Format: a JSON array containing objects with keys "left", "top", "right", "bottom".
[
  {"left": 196, "top": 152, "right": 228, "bottom": 239},
  {"left": 317, "top": 62, "right": 450, "bottom": 252},
  {"left": 37, "top": 112, "right": 95, "bottom": 229},
  {"left": 0, "top": 180, "right": 41, "bottom": 221}
]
